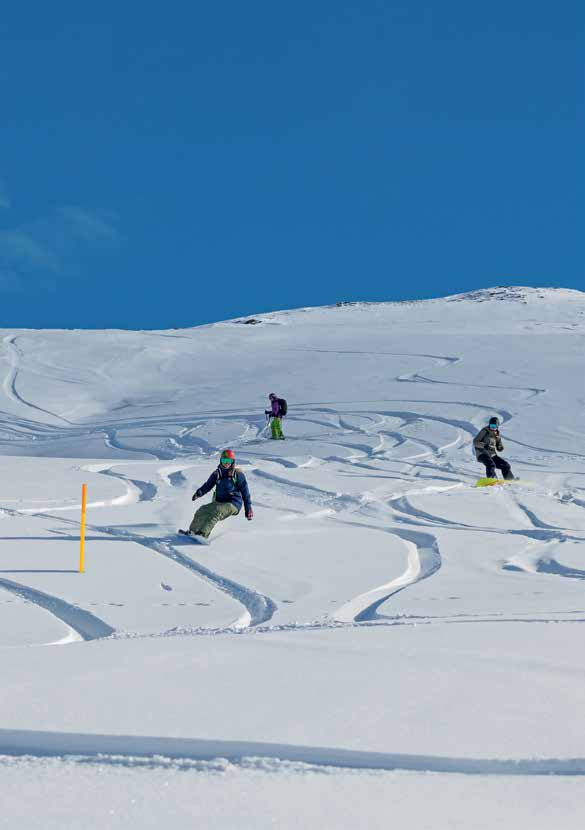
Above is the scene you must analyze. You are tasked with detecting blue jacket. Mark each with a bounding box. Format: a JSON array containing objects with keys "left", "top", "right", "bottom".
[{"left": 195, "top": 466, "right": 252, "bottom": 514}]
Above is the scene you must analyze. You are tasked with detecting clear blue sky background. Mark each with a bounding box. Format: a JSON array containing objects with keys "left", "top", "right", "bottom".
[{"left": 1, "top": 1, "right": 583, "bottom": 329}]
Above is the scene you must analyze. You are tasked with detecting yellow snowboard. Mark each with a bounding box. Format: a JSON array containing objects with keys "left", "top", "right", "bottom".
[{"left": 476, "top": 477, "right": 508, "bottom": 487}]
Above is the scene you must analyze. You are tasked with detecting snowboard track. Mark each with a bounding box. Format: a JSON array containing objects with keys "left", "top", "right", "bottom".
[
  {"left": 21, "top": 509, "right": 277, "bottom": 631},
  {"left": 0, "top": 576, "right": 115, "bottom": 642},
  {"left": 2, "top": 335, "right": 74, "bottom": 427},
  {"left": 331, "top": 526, "right": 441, "bottom": 624},
  {"left": 1, "top": 338, "right": 584, "bottom": 645}
]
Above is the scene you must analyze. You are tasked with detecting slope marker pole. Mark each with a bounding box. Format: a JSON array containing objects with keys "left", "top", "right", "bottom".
[{"left": 79, "top": 484, "right": 87, "bottom": 573}]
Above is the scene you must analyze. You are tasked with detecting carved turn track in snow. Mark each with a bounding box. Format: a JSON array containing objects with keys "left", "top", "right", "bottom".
[
  {"left": 2, "top": 335, "right": 73, "bottom": 426},
  {"left": 139, "top": 534, "right": 277, "bottom": 629},
  {"left": 29, "top": 511, "right": 278, "bottom": 631},
  {"left": 83, "top": 463, "right": 158, "bottom": 503},
  {"left": 0, "top": 577, "right": 115, "bottom": 642},
  {"left": 332, "top": 528, "right": 441, "bottom": 623}
]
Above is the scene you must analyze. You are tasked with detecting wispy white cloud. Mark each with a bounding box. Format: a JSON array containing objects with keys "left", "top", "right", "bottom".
[
  {"left": 57, "top": 206, "right": 120, "bottom": 244},
  {"left": 0, "top": 205, "right": 121, "bottom": 292},
  {"left": 0, "top": 229, "right": 60, "bottom": 271}
]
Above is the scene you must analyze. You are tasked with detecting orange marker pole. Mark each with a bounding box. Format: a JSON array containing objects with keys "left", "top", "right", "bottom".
[{"left": 79, "top": 484, "right": 87, "bottom": 573}]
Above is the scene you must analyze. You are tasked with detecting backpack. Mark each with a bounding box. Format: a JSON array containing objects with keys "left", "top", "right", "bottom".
[
  {"left": 214, "top": 465, "right": 240, "bottom": 484},
  {"left": 277, "top": 398, "right": 288, "bottom": 416}
]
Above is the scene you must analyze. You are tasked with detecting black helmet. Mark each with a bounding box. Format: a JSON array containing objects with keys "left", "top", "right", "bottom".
[{"left": 489, "top": 416, "right": 499, "bottom": 426}]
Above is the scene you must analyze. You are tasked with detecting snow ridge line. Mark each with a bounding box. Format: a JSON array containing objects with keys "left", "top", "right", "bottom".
[
  {"left": 0, "top": 577, "right": 115, "bottom": 642},
  {"left": 1, "top": 728, "right": 584, "bottom": 776},
  {"left": 113, "top": 609, "right": 585, "bottom": 644}
]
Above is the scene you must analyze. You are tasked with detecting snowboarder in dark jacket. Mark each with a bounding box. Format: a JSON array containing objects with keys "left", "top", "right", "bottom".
[
  {"left": 183, "top": 449, "right": 253, "bottom": 539},
  {"left": 473, "top": 417, "right": 514, "bottom": 480},
  {"left": 265, "top": 393, "right": 285, "bottom": 440}
]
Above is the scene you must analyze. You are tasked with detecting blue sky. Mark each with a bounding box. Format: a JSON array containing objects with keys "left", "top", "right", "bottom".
[{"left": 1, "top": 1, "right": 583, "bottom": 329}]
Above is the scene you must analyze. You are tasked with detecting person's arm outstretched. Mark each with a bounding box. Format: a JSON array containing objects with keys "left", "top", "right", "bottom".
[{"left": 192, "top": 472, "right": 217, "bottom": 501}]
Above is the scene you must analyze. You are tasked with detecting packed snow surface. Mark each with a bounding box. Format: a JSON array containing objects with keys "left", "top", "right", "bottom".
[{"left": 1, "top": 285, "right": 585, "bottom": 828}]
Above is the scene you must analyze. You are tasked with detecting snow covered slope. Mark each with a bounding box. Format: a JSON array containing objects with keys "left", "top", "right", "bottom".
[{"left": 1, "top": 285, "right": 585, "bottom": 829}]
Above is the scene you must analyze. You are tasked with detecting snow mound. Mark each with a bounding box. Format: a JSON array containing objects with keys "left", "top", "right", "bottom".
[
  {"left": 445, "top": 285, "right": 585, "bottom": 304},
  {"left": 225, "top": 285, "right": 585, "bottom": 326}
]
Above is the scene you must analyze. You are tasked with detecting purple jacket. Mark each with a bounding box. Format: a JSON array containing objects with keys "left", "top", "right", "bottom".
[{"left": 266, "top": 399, "right": 281, "bottom": 418}]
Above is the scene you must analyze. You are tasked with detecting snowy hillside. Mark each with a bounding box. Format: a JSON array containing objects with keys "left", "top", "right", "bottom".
[{"left": 2, "top": 285, "right": 585, "bottom": 829}]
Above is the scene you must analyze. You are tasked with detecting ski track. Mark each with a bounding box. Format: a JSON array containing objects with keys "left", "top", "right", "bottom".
[
  {"left": 0, "top": 577, "right": 115, "bottom": 643},
  {"left": 2, "top": 449, "right": 276, "bottom": 633},
  {"left": 168, "top": 471, "right": 187, "bottom": 487},
  {"left": 507, "top": 435, "right": 585, "bottom": 462},
  {"left": 512, "top": 499, "right": 577, "bottom": 532},
  {"left": 2, "top": 335, "right": 73, "bottom": 427},
  {"left": 82, "top": 464, "right": 275, "bottom": 629},
  {"left": 1, "top": 728, "right": 584, "bottom": 776},
  {"left": 250, "top": 467, "right": 358, "bottom": 511},
  {"left": 133, "top": 533, "right": 277, "bottom": 629},
  {"left": 103, "top": 426, "right": 174, "bottom": 460},
  {"left": 504, "top": 556, "right": 585, "bottom": 581},
  {"left": 90, "top": 466, "right": 158, "bottom": 503},
  {"left": 503, "top": 531, "right": 585, "bottom": 582},
  {"left": 534, "top": 558, "right": 585, "bottom": 580},
  {"left": 157, "top": 463, "right": 198, "bottom": 487},
  {"left": 397, "top": 372, "right": 545, "bottom": 401},
  {"left": 1, "top": 339, "right": 584, "bottom": 646},
  {"left": 332, "top": 528, "right": 441, "bottom": 623},
  {"left": 26, "top": 512, "right": 277, "bottom": 631},
  {"left": 146, "top": 535, "right": 276, "bottom": 629},
  {"left": 384, "top": 493, "right": 585, "bottom": 545}
]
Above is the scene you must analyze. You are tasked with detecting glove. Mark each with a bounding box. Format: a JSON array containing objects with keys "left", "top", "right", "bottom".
[
  {"left": 192, "top": 491, "right": 201, "bottom": 501},
  {"left": 246, "top": 508, "right": 253, "bottom": 520}
]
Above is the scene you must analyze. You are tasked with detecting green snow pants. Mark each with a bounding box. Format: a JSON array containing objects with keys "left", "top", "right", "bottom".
[
  {"left": 189, "top": 501, "right": 239, "bottom": 538},
  {"left": 270, "top": 417, "right": 284, "bottom": 439}
]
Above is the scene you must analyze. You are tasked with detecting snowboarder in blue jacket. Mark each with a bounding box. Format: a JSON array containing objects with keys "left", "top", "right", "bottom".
[{"left": 183, "top": 449, "right": 253, "bottom": 539}]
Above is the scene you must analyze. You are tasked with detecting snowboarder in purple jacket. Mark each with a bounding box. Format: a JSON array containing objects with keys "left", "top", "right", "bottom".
[{"left": 265, "top": 393, "right": 285, "bottom": 440}]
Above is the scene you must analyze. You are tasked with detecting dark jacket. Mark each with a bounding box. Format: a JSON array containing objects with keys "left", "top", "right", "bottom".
[
  {"left": 195, "top": 466, "right": 252, "bottom": 514},
  {"left": 473, "top": 426, "right": 503, "bottom": 459}
]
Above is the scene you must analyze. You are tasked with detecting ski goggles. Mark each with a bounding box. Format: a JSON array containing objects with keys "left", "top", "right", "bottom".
[
  {"left": 488, "top": 424, "right": 498, "bottom": 430},
  {"left": 220, "top": 456, "right": 235, "bottom": 465}
]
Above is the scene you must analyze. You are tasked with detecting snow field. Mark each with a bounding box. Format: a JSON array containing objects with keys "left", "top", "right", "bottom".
[{"left": 1, "top": 287, "right": 585, "bottom": 827}]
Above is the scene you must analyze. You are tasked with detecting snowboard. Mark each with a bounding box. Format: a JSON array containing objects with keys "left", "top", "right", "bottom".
[
  {"left": 476, "top": 478, "right": 517, "bottom": 488},
  {"left": 178, "top": 529, "right": 210, "bottom": 545}
]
